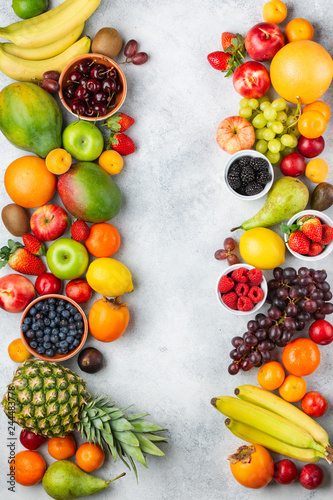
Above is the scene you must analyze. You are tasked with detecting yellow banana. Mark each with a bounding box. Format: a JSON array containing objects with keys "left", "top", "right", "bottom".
[
  {"left": 1, "top": 23, "right": 84, "bottom": 60},
  {"left": 211, "top": 396, "right": 325, "bottom": 454},
  {"left": 235, "top": 384, "right": 333, "bottom": 463},
  {"left": 0, "top": 0, "right": 100, "bottom": 48},
  {"left": 225, "top": 418, "right": 324, "bottom": 463},
  {"left": 0, "top": 36, "right": 91, "bottom": 82}
]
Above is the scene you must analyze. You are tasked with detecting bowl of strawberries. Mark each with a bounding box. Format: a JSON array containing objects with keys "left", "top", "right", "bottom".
[
  {"left": 217, "top": 263, "right": 267, "bottom": 315},
  {"left": 282, "top": 210, "right": 333, "bottom": 261}
]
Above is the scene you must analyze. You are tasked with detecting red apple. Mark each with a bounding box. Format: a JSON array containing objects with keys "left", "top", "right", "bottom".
[
  {"left": 233, "top": 61, "right": 270, "bottom": 99},
  {"left": 297, "top": 135, "right": 325, "bottom": 158},
  {"left": 309, "top": 319, "right": 333, "bottom": 345},
  {"left": 0, "top": 274, "right": 35, "bottom": 313},
  {"left": 66, "top": 278, "right": 92, "bottom": 304},
  {"left": 245, "top": 22, "right": 285, "bottom": 61},
  {"left": 35, "top": 272, "right": 62, "bottom": 296},
  {"left": 216, "top": 116, "right": 255, "bottom": 154},
  {"left": 30, "top": 204, "right": 70, "bottom": 242},
  {"left": 280, "top": 152, "right": 306, "bottom": 177}
]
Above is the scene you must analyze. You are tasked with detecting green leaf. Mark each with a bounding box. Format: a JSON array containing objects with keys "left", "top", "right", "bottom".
[
  {"left": 280, "top": 223, "right": 291, "bottom": 235},
  {"left": 109, "top": 410, "right": 124, "bottom": 420},
  {"left": 121, "top": 442, "right": 147, "bottom": 467},
  {"left": 130, "top": 419, "right": 165, "bottom": 433},
  {"left": 135, "top": 434, "right": 165, "bottom": 457},
  {"left": 141, "top": 433, "right": 168, "bottom": 443},
  {"left": 110, "top": 418, "right": 134, "bottom": 432},
  {"left": 113, "top": 430, "right": 139, "bottom": 447},
  {"left": 126, "top": 413, "right": 150, "bottom": 421}
]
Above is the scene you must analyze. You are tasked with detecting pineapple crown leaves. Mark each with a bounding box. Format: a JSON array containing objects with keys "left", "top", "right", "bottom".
[{"left": 0, "top": 240, "right": 23, "bottom": 268}]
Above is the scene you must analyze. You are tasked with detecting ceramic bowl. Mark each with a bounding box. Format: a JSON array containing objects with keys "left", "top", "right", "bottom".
[
  {"left": 20, "top": 294, "right": 88, "bottom": 362},
  {"left": 224, "top": 149, "right": 274, "bottom": 200},
  {"left": 217, "top": 263, "right": 268, "bottom": 315},
  {"left": 58, "top": 53, "right": 127, "bottom": 121},
  {"left": 283, "top": 209, "right": 333, "bottom": 262}
]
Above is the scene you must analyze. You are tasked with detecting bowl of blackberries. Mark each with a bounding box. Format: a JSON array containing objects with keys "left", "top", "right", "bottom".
[
  {"left": 20, "top": 295, "right": 88, "bottom": 362},
  {"left": 225, "top": 150, "right": 274, "bottom": 200},
  {"left": 58, "top": 53, "right": 127, "bottom": 121}
]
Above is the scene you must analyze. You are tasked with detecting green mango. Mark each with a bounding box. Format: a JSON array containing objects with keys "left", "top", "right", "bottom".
[{"left": 0, "top": 81, "right": 62, "bottom": 158}]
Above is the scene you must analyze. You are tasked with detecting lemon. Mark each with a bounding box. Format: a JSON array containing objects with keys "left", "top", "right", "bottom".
[
  {"left": 239, "top": 227, "right": 285, "bottom": 270},
  {"left": 12, "top": 0, "right": 48, "bottom": 19},
  {"left": 86, "top": 258, "right": 134, "bottom": 297}
]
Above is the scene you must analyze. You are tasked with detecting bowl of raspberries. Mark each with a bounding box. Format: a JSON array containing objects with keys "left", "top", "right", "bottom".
[
  {"left": 282, "top": 210, "right": 333, "bottom": 261},
  {"left": 217, "top": 264, "right": 267, "bottom": 315},
  {"left": 225, "top": 150, "right": 274, "bottom": 200}
]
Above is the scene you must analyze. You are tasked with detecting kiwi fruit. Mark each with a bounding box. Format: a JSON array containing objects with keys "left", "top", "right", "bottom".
[
  {"left": 92, "top": 27, "right": 123, "bottom": 59},
  {"left": 1, "top": 203, "right": 30, "bottom": 236}
]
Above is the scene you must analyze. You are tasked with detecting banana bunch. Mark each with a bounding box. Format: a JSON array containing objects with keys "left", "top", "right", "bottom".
[
  {"left": 0, "top": 0, "right": 101, "bottom": 81},
  {"left": 211, "top": 385, "right": 333, "bottom": 464}
]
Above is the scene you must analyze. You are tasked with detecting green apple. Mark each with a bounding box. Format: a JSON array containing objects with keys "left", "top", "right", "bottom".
[
  {"left": 46, "top": 238, "right": 89, "bottom": 280},
  {"left": 62, "top": 121, "right": 104, "bottom": 161}
]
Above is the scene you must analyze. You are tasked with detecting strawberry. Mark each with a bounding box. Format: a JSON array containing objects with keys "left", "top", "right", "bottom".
[
  {"left": 71, "top": 220, "right": 90, "bottom": 242},
  {"left": 320, "top": 224, "right": 333, "bottom": 245},
  {"left": 288, "top": 231, "right": 310, "bottom": 254},
  {"left": 207, "top": 51, "right": 232, "bottom": 71},
  {"left": 221, "top": 32, "right": 238, "bottom": 53},
  {"left": 298, "top": 215, "right": 322, "bottom": 242},
  {"left": 218, "top": 275, "right": 234, "bottom": 293},
  {"left": 222, "top": 291, "right": 238, "bottom": 310},
  {"left": 106, "top": 113, "right": 135, "bottom": 133},
  {"left": 22, "top": 233, "right": 45, "bottom": 256},
  {"left": 0, "top": 240, "right": 46, "bottom": 276},
  {"left": 237, "top": 296, "right": 254, "bottom": 312},
  {"left": 108, "top": 133, "right": 135, "bottom": 156},
  {"left": 307, "top": 241, "right": 324, "bottom": 256}
]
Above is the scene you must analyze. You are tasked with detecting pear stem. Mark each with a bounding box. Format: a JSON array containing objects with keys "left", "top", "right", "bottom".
[
  {"left": 106, "top": 472, "right": 126, "bottom": 485},
  {"left": 230, "top": 226, "right": 241, "bottom": 232}
]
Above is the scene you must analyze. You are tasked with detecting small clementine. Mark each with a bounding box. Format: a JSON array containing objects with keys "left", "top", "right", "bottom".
[
  {"left": 279, "top": 374, "right": 307, "bottom": 402},
  {"left": 85, "top": 222, "right": 121, "bottom": 258},
  {"left": 48, "top": 434, "right": 76, "bottom": 460},
  {"left": 298, "top": 111, "right": 327, "bottom": 139},
  {"left": 257, "top": 361, "right": 285, "bottom": 390},
  {"left": 76, "top": 442, "right": 105, "bottom": 472},
  {"left": 285, "top": 18, "right": 314, "bottom": 42},
  {"left": 282, "top": 338, "right": 320, "bottom": 376},
  {"left": 13, "top": 450, "right": 46, "bottom": 486},
  {"left": 262, "top": 0, "right": 287, "bottom": 24},
  {"left": 8, "top": 338, "right": 31, "bottom": 363}
]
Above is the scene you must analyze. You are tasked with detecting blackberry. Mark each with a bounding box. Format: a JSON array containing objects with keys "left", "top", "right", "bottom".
[
  {"left": 238, "top": 156, "right": 251, "bottom": 167},
  {"left": 228, "top": 161, "right": 241, "bottom": 176},
  {"left": 228, "top": 173, "right": 241, "bottom": 190},
  {"left": 245, "top": 183, "right": 264, "bottom": 196},
  {"left": 252, "top": 157, "right": 269, "bottom": 171},
  {"left": 240, "top": 165, "right": 255, "bottom": 185},
  {"left": 256, "top": 170, "right": 272, "bottom": 185}
]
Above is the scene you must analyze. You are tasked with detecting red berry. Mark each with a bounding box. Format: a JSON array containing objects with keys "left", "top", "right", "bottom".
[
  {"left": 231, "top": 267, "right": 249, "bottom": 283},
  {"left": 248, "top": 286, "right": 264, "bottom": 303},
  {"left": 71, "top": 220, "right": 90, "bottom": 242},
  {"left": 237, "top": 296, "right": 254, "bottom": 311},
  {"left": 307, "top": 241, "right": 324, "bottom": 256},
  {"left": 288, "top": 231, "right": 310, "bottom": 254},
  {"left": 247, "top": 268, "right": 263, "bottom": 285},
  {"left": 320, "top": 224, "right": 333, "bottom": 245},
  {"left": 218, "top": 275, "right": 234, "bottom": 293},
  {"left": 234, "top": 282, "right": 249, "bottom": 297},
  {"left": 222, "top": 291, "right": 238, "bottom": 310}
]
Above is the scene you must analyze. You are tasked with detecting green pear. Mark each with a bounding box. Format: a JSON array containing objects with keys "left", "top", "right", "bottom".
[
  {"left": 42, "top": 460, "right": 125, "bottom": 500},
  {"left": 231, "top": 176, "right": 309, "bottom": 231}
]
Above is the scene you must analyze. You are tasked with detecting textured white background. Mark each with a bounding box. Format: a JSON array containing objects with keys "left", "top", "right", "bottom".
[{"left": 1, "top": 0, "right": 333, "bottom": 498}]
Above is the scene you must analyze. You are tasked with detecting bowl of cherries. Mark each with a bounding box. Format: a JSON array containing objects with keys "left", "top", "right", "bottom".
[{"left": 58, "top": 53, "right": 127, "bottom": 121}]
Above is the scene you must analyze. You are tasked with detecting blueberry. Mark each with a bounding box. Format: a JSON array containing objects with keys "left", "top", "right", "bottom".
[
  {"left": 23, "top": 317, "right": 32, "bottom": 325},
  {"left": 57, "top": 305, "right": 65, "bottom": 313},
  {"left": 50, "top": 320, "right": 56, "bottom": 328},
  {"left": 54, "top": 316, "right": 60, "bottom": 324},
  {"left": 21, "top": 323, "right": 29, "bottom": 333},
  {"left": 61, "top": 309, "right": 70, "bottom": 319},
  {"left": 32, "top": 323, "right": 39, "bottom": 331},
  {"left": 44, "top": 318, "right": 51, "bottom": 326},
  {"left": 69, "top": 306, "right": 77, "bottom": 314},
  {"left": 36, "top": 319, "right": 44, "bottom": 327},
  {"left": 77, "top": 329, "right": 84, "bottom": 336},
  {"left": 68, "top": 323, "right": 76, "bottom": 331},
  {"left": 65, "top": 302, "right": 72, "bottom": 310},
  {"left": 29, "top": 307, "right": 37, "bottom": 316},
  {"left": 30, "top": 340, "right": 38, "bottom": 349},
  {"left": 36, "top": 331, "right": 44, "bottom": 338},
  {"left": 60, "top": 340, "right": 69, "bottom": 349},
  {"left": 35, "top": 302, "right": 42, "bottom": 310},
  {"left": 68, "top": 317, "right": 75, "bottom": 324},
  {"left": 35, "top": 312, "right": 44, "bottom": 319},
  {"left": 43, "top": 335, "right": 51, "bottom": 342},
  {"left": 60, "top": 319, "right": 68, "bottom": 327},
  {"left": 76, "top": 321, "right": 84, "bottom": 329},
  {"left": 44, "top": 327, "right": 52, "bottom": 335},
  {"left": 55, "top": 342, "right": 60, "bottom": 348},
  {"left": 26, "top": 330, "right": 35, "bottom": 339},
  {"left": 66, "top": 335, "right": 74, "bottom": 344},
  {"left": 42, "top": 304, "right": 49, "bottom": 312},
  {"left": 49, "top": 311, "right": 56, "bottom": 319},
  {"left": 57, "top": 348, "right": 65, "bottom": 355},
  {"left": 59, "top": 332, "right": 67, "bottom": 340},
  {"left": 43, "top": 342, "right": 52, "bottom": 349},
  {"left": 74, "top": 313, "right": 82, "bottom": 321},
  {"left": 46, "top": 348, "right": 55, "bottom": 357},
  {"left": 36, "top": 346, "right": 45, "bottom": 354},
  {"left": 73, "top": 339, "right": 80, "bottom": 347},
  {"left": 59, "top": 299, "right": 66, "bottom": 306},
  {"left": 48, "top": 298, "right": 56, "bottom": 305},
  {"left": 51, "top": 328, "right": 59, "bottom": 335},
  {"left": 60, "top": 327, "right": 69, "bottom": 334},
  {"left": 50, "top": 334, "right": 59, "bottom": 343}
]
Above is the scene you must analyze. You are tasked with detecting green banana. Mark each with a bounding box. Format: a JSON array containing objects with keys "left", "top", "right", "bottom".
[
  {"left": 0, "top": 0, "right": 100, "bottom": 48},
  {"left": 225, "top": 418, "right": 324, "bottom": 463},
  {"left": 1, "top": 23, "right": 84, "bottom": 60},
  {"left": 211, "top": 396, "right": 325, "bottom": 454},
  {"left": 235, "top": 384, "right": 333, "bottom": 463},
  {"left": 0, "top": 36, "right": 91, "bottom": 82}
]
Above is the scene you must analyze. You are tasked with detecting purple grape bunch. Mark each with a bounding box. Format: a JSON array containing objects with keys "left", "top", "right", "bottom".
[{"left": 228, "top": 266, "right": 333, "bottom": 375}]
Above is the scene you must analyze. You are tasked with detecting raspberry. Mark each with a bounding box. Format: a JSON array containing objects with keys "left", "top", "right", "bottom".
[
  {"left": 234, "top": 282, "right": 249, "bottom": 297},
  {"left": 71, "top": 220, "right": 90, "bottom": 242},
  {"left": 248, "top": 286, "right": 264, "bottom": 303},
  {"left": 231, "top": 267, "right": 249, "bottom": 282},
  {"left": 248, "top": 268, "right": 263, "bottom": 285},
  {"left": 218, "top": 275, "right": 234, "bottom": 293},
  {"left": 222, "top": 291, "right": 238, "bottom": 310},
  {"left": 320, "top": 224, "right": 333, "bottom": 245},
  {"left": 237, "top": 296, "right": 254, "bottom": 311}
]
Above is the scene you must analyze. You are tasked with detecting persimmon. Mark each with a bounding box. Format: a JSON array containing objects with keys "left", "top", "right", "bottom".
[
  {"left": 228, "top": 444, "right": 274, "bottom": 489},
  {"left": 88, "top": 296, "right": 129, "bottom": 342}
]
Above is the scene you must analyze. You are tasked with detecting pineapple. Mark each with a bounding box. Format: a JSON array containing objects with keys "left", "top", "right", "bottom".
[{"left": 2, "top": 360, "right": 166, "bottom": 478}]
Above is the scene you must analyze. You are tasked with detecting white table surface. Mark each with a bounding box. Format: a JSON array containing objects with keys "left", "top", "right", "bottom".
[{"left": 1, "top": 0, "right": 333, "bottom": 498}]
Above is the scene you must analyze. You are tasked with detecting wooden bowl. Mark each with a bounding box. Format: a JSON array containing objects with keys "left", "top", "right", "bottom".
[
  {"left": 58, "top": 53, "right": 127, "bottom": 121},
  {"left": 20, "top": 294, "right": 88, "bottom": 362}
]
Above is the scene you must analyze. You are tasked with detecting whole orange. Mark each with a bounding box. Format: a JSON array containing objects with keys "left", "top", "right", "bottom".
[
  {"left": 279, "top": 374, "right": 307, "bottom": 402},
  {"left": 257, "top": 361, "right": 285, "bottom": 390},
  {"left": 270, "top": 40, "right": 333, "bottom": 104},
  {"left": 48, "top": 434, "right": 76, "bottom": 460},
  {"left": 4, "top": 156, "right": 56, "bottom": 208},
  {"left": 282, "top": 338, "right": 320, "bottom": 376},
  {"left": 262, "top": 0, "right": 287, "bottom": 24},
  {"left": 85, "top": 222, "right": 121, "bottom": 258},
  {"left": 8, "top": 338, "right": 31, "bottom": 363},
  {"left": 76, "top": 442, "right": 105, "bottom": 472},
  {"left": 303, "top": 101, "right": 331, "bottom": 122},
  {"left": 285, "top": 18, "right": 314, "bottom": 42},
  {"left": 88, "top": 296, "right": 129, "bottom": 342},
  {"left": 13, "top": 450, "right": 46, "bottom": 486}
]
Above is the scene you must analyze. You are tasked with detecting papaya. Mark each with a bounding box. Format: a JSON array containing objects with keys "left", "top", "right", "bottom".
[{"left": 0, "top": 82, "right": 62, "bottom": 158}]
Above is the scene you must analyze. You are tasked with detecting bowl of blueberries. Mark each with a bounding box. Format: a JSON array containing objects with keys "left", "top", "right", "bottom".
[
  {"left": 20, "top": 294, "right": 88, "bottom": 361},
  {"left": 58, "top": 53, "right": 127, "bottom": 121},
  {"left": 225, "top": 150, "right": 274, "bottom": 200}
]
